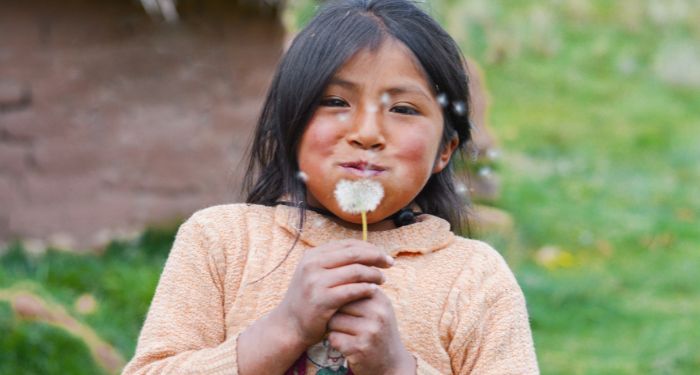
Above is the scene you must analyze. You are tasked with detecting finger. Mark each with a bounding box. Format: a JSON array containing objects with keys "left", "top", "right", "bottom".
[
  {"left": 338, "top": 291, "right": 392, "bottom": 319},
  {"left": 327, "top": 330, "right": 356, "bottom": 357},
  {"left": 326, "top": 283, "right": 377, "bottom": 310},
  {"left": 336, "top": 297, "right": 373, "bottom": 317},
  {"left": 319, "top": 241, "right": 394, "bottom": 269},
  {"left": 328, "top": 312, "right": 365, "bottom": 335},
  {"left": 323, "top": 263, "right": 385, "bottom": 288}
]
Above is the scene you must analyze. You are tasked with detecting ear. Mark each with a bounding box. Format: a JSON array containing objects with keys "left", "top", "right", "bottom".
[{"left": 432, "top": 135, "right": 459, "bottom": 174}]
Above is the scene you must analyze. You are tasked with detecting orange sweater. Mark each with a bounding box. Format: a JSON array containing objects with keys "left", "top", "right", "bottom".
[{"left": 123, "top": 204, "right": 538, "bottom": 374}]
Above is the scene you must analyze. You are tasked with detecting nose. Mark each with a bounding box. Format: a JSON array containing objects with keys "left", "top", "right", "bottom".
[{"left": 347, "top": 105, "right": 386, "bottom": 150}]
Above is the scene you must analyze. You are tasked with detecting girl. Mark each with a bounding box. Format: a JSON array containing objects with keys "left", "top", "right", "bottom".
[{"left": 124, "top": 0, "right": 538, "bottom": 373}]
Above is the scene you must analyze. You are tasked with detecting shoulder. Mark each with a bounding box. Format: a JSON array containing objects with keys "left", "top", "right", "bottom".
[
  {"left": 177, "top": 203, "right": 279, "bottom": 250},
  {"left": 183, "top": 203, "right": 278, "bottom": 235},
  {"left": 171, "top": 203, "right": 280, "bottom": 270},
  {"left": 439, "top": 236, "right": 512, "bottom": 274},
  {"left": 188, "top": 203, "right": 276, "bottom": 226},
  {"left": 444, "top": 237, "right": 522, "bottom": 300}
]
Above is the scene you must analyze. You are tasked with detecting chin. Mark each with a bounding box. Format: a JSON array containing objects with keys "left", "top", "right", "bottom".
[
  {"left": 365, "top": 210, "right": 391, "bottom": 224},
  {"left": 333, "top": 210, "right": 364, "bottom": 224},
  {"left": 330, "top": 207, "right": 388, "bottom": 225}
]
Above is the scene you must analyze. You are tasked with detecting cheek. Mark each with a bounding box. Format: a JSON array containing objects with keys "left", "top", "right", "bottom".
[
  {"left": 396, "top": 133, "right": 439, "bottom": 167},
  {"left": 298, "top": 117, "right": 345, "bottom": 184},
  {"left": 300, "top": 120, "right": 340, "bottom": 157}
]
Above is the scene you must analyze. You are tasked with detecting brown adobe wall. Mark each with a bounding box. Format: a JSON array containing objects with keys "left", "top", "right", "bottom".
[{"left": 0, "top": 0, "right": 285, "bottom": 250}]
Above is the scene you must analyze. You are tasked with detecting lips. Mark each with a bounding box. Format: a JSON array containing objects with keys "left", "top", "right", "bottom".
[{"left": 339, "top": 160, "right": 386, "bottom": 177}]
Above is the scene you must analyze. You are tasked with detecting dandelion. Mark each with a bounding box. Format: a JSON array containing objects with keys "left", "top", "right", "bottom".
[
  {"left": 452, "top": 101, "right": 465, "bottom": 115},
  {"left": 486, "top": 148, "right": 500, "bottom": 161},
  {"left": 337, "top": 113, "right": 349, "bottom": 122},
  {"left": 334, "top": 179, "right": 384, "bottom": 241},
  {"left": 380, "top": 92, "right": 391, "bottom": 106},
  {"left": 436, "top": 93, "right": 448, "bottom": 107},
  {"left": 456, "top": 182, "right": 468, "bottom": 195},
  {"left": 296, "top": 170, "right": 309, "bottom": 182},
  {"left": 366, "top": 104, "right": 379, "bottom": 113},
  {"left": 478, "top": 166, "right": 492, "bottom": 177}
]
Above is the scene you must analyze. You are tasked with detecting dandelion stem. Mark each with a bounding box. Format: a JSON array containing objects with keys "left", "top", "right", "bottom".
[{"left": 361, "top": 210, "right": 368, "bottom": 241}]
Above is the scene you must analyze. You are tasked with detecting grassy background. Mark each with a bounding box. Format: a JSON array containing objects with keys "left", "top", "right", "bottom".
[
  {"left": 445, "top": 0, "right": 700, "bottom": 373},
  {"left": 0, "top": 227, "right": 174, "bottom": 374},
  {"left": 2, "top": 0, "right": 699, "bottom": 374}
]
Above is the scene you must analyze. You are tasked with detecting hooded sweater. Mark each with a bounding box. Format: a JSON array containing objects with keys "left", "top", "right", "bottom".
[{"left": 123, "top": 204, "right": 538, "bottom": 374}]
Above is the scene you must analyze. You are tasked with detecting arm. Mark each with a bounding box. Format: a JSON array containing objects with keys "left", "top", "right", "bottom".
[
  {"left": 123, "top": 211, "right": 312, "bottom": 375},
  {"left": 238, "top": 239, "right": 393, "bottom": 374},
  {"left": 122, "top": 215, "right": 242, "bottom": 374},
  {"left": 447, "top": 247, "right": 539, "bottom": 375},
  {"left": 124, "top": 215, "right": 393, "bottom": 374}
]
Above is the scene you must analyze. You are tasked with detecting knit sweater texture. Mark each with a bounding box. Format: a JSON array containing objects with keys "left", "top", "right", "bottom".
[{"left": 123, "top": 203, "right": 539, "bottom": 374}]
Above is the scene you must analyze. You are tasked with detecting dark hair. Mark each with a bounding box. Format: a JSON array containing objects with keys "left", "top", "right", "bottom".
[{"left": 243, "top": 0, "right": 472, "bottom": 233}]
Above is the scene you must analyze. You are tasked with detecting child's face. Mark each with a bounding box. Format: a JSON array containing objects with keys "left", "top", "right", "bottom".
[{"left": 298, "top": 39, "right": 457, "bottom": 226}]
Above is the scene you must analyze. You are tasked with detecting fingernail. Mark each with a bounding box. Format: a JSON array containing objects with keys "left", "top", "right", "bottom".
[{"left": 386, "top": 255, "right": 395, "bottom": 265}]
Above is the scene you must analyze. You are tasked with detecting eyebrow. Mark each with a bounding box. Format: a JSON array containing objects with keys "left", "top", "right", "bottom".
[{"left": 328, "top": 77, "right": 433, "bottom": 101}]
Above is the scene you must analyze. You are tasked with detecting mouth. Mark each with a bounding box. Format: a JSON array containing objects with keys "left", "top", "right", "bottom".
[{"left": 338, "top": 160, "right": 386, "bottom": 177}]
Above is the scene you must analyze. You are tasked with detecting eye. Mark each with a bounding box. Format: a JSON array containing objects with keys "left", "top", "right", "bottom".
[
  {"left": 390, "top": 105, "right": 420, "bottom": 116},
  {"left": 320, "top": 97, "right": 349, "bottom": 107}
]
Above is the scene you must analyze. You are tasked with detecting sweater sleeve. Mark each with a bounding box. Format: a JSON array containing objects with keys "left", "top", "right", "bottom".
[
  {"left": 414, "top": 356, "right": 445, "bottom": 375},
  {"left": 447, "top": 243, "right": 539, "bottom": 375},
  {"left": 122, "top": 214, "right": 241, "bottom": 374}
]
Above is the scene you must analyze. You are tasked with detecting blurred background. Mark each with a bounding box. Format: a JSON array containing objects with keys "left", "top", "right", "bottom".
[{"left": 1, "top": 0, "right": 699, "bottom": 373}]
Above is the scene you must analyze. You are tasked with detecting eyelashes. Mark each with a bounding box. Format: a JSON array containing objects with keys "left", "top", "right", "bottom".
[
  {"left": 319, "top": 96, "right": 421, "bottom": 116},
  {"left": 390, "top": 105, "right": 419, "bottom": 115},
  {"left": 319, "top": 97, "right": 349, "bottom": 107}
]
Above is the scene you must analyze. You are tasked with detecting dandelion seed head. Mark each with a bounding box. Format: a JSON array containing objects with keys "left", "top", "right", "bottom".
[
  {"left": 486, "top": 148, "right": 501, "bottom": 160},
  {"left": 313, "top": 217, "right": 325, "bottom": 227},
  {"left": 452, "top": 101, "right": 466, "bottom": 115},
  {"left": 436, "top": 93, "right": 448, "bottom": 107},
  {"left": 337, "top": 113, "right": 349, "bottom": 122},
  {"left": 296, "top": 171, "right": 308, "bottom": 182},
  {"left": 366, "top": 104, "right": 379, "bottom": 113},
  {"left": 478, "top": 166, "right": 492, "bottom": 177},
  {"left": 456, "top": 182, "right": 468, "bottom": 195},
  {"left": 334, "top": 179, "right": 384, "bottom": 214},
  {"left": 380, "top": 92, "right": 391, "bottom": 106}
]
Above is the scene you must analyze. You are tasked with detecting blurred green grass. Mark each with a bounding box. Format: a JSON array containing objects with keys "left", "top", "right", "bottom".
[
  {"left": 451, "top": 0, "right": 700, "bottom": 373},
  {"left": 2, "top": 0, "right": 700, "bottom": 374},
  {"left": 0, "top": 227, "right": 175, "bottom": 374}
]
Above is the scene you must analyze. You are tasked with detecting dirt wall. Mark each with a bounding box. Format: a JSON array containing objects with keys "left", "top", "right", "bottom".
[{"left": 0, "top": 0, "right": 285, "bottom": 250}]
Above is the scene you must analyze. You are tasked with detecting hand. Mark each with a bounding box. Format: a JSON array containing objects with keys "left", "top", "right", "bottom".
[
  {"left": 327, "top": 290, "right": 416, "bottom": 375},
  {"left": 275, "top": 239, "right": 394, "bottom": 348}
]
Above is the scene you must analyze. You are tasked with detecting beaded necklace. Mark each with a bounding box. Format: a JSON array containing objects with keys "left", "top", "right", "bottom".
[{"left": 285, "top": 339, "right": 354, "bottom": 375}]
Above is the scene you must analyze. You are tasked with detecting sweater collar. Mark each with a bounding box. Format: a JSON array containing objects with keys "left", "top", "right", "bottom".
[{"left": 273, "top": 204, "right": 455, "bottom": 257}]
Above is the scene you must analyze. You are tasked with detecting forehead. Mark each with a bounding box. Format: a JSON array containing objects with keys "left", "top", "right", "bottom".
[{"left": 330, "top": 38, "right": 432, "bottom": 90}]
